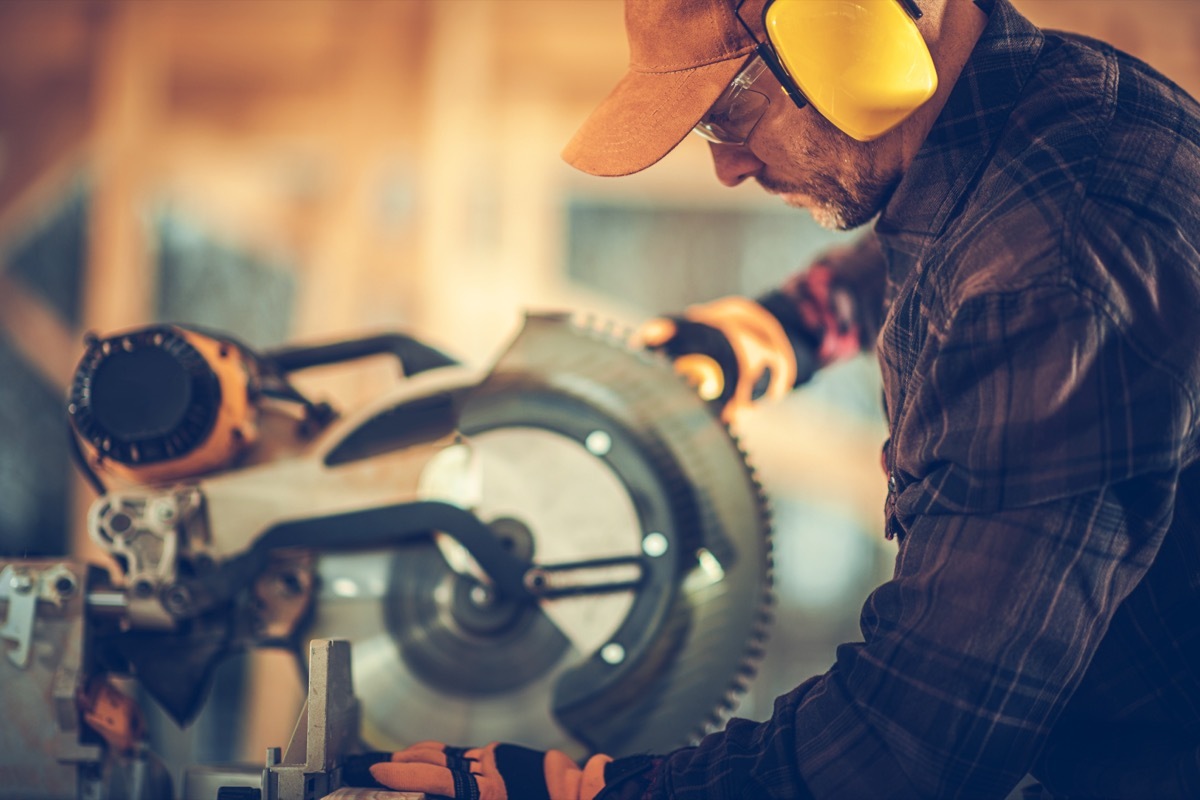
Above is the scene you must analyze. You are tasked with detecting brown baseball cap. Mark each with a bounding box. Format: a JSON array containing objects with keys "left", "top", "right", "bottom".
[{"left": 561, "top": 0, "right": 761, "bottom": 177}]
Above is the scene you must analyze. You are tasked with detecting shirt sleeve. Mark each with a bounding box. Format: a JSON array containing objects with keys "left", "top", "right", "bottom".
[
  {"left": 774, "top": 231, "right": 888, "bottom": 368},
  {"left": 639, "top": 281, "right": 1192, "bottom": 799}
]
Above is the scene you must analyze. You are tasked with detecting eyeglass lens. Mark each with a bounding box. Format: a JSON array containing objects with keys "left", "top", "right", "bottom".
[{"left": 693, "top": 57, "right": 771, "bottom": 145}]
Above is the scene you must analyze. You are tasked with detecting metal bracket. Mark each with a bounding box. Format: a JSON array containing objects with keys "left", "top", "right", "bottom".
[
  {"left": 0, "top": 564, "right": 38, "bottom": 667},
  {"left": 0, "top": 562, "right": 75, "bottom": 668},
  {"left": 268, "top": 639, "right": 363, "bottom": 799}
]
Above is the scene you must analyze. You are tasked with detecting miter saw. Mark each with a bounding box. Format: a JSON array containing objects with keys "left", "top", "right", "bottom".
[{"left": 0, "top": 313, "right": 773, "bottom": 800}]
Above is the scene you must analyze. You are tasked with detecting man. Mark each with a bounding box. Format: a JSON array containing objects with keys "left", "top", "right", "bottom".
[{"left": 365, "top": 0, "right": 1200, "bottom": 796}]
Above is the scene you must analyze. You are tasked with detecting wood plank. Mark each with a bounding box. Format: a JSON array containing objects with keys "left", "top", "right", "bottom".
[{"left": 0, "top": 273, "right": 77, "bottom": 392}]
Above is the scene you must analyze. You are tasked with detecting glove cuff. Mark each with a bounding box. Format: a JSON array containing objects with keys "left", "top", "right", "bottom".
[
  {"left": 495, "top": 744, "right": 553, "bottom": 800},
  {"left": 756, "top": 290, "right": 821, "bottom": 387}
]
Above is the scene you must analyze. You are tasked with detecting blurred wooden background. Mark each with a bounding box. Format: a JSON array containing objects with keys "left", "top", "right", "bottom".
[
  {"left": 5, "top": 0, "right": 1197, "bottom": 374},
  {"left": 1, "top": 0, "right": 1198, "bottom": 786}
]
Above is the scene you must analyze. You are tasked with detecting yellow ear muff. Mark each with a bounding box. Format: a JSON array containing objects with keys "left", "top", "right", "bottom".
[{"left": 763, "top": 0, "right": 938, "bottom": 141}]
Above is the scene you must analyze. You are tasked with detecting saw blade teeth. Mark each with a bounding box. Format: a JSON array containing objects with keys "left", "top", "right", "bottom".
[{"left": 570, "top": 311, "right": 636, "bottom": 349}]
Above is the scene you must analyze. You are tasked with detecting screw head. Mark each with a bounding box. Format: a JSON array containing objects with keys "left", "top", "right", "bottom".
[
  {"left": 585, "top": 430, "right": 612, "bottom": 456},
  {"left": 55, "top": 575, "right": 77, "bottom": 597},
  {"left": 469, "top": 584, "right": 494, "bottom": 607},
  {"left": 163, "top": 585, "right": 192, "bottom": 615},
  {"left": 642, "top": 532, "right": 669, "bottom": 557},
  {"left": 600, "top": 642, "right": 626, "bottom": 665}
]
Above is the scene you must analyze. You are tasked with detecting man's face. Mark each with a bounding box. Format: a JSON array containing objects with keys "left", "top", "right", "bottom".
[{"left": 706, "top": 77, "right": 904, "bottom": 231}]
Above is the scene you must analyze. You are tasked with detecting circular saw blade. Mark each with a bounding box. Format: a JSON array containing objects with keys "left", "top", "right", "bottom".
[
  {"left": 302, "top": 314, "right": 773, "bottom": 757},
  {"left": 308, "top": 423, "right": 646, "bottom": 756}
]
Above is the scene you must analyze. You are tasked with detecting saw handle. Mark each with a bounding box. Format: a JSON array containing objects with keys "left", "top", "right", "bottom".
[
  {"left": 264, "top": 332, "right": 457, "bottom": 378},
  {"left": 638, "top": 295, "right": 816, "bottom": 422}
]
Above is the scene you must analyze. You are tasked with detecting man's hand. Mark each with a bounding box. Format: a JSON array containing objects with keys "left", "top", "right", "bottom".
[
  {"left": 351, "top": 740, "right": 654, "bottom": 800},
  {"left": 638, "top": 295, "right": 810, "bottom": 422}
]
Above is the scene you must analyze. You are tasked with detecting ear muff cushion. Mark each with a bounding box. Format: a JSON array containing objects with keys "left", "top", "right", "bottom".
[{"left": 764, "top": 0, "right": 937, "bottom": 140}]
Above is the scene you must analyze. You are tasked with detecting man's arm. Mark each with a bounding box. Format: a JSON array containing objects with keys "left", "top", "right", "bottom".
[
  {"left": 642, "top": 231, "right": 887, "bottom": 420},
  {"left": 616, "top": 281, "right": 1190, "bottom": 799},
  {"left": 766, "top": 229, "right": 887, "bottom": 370}
]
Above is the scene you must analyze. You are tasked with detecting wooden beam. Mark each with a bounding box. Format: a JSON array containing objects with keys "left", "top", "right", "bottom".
[
  {"left": 0, "top": 272, "right": 78, "bottom": 392},
  {"left": 81, "top": 0, "right": 165, "bottom": 332},
  {"left": 0, "top": 71, "right": 93, "bottom": 244}
]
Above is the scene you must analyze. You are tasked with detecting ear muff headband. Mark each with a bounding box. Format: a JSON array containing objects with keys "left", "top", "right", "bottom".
[{"left": 760, "top": 0, "right": 937, "bottom": 141}]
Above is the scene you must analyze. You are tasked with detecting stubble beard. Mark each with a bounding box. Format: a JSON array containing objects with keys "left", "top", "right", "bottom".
[{"left": 756, "top": 134, "right": 900, "bottom": 231}]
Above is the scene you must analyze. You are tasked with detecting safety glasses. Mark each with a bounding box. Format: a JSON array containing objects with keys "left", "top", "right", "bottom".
[
  {"left": 692, "top": 0, "right": 812, "bottom": 146},
  {"left": 691, "top": 55, "right": 774, "bottom": 145}
]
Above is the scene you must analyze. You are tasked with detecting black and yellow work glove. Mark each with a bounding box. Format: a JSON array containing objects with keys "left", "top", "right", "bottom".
[
  {"left": 637, "top": 292, "right": 818, "bottom": 422},
  {"left": 347, "top": 740, "right": 654, "bottom": 800}
]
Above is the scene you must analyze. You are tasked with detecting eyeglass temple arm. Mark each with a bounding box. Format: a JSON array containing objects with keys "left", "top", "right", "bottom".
[{"left": 731, "top": 0, "right": 806, "bottom": 109}]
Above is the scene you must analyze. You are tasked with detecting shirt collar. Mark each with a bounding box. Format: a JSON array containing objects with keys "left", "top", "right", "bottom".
[{"left": 874, "top": 0, "right": 1044, "bottom": 271}]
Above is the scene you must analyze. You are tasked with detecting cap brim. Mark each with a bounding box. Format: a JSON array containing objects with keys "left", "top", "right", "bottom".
[{"left": 562, "top": 55, "right": 752, "bottom": 178}]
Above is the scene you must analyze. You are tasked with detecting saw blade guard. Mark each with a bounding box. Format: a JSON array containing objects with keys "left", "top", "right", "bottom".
[{"left": 302, "top": 313, "right": 774, "bottom": 757}]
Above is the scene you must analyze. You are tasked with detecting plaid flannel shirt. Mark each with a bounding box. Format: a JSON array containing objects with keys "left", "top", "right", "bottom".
[{"left": 605, "top": 1, "right": 1200, "bottom": 797}]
